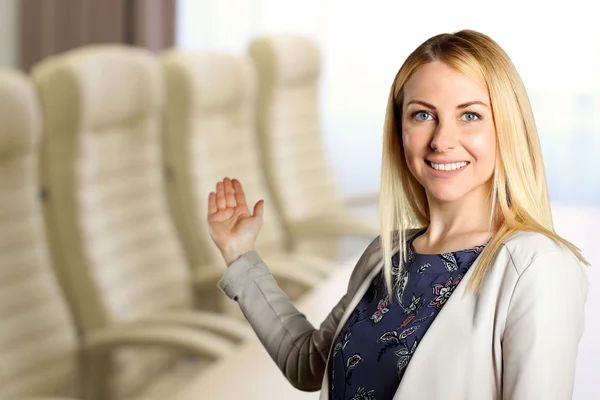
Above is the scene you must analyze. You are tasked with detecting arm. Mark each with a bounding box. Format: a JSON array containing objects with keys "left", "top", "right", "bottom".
[
  {"left": 217, "top": 251, "right": 347, "bottom": 391},
  {"left": 206, "top": 178, "right": 379, "bottom": 390},
  {"left": 217, "top": 237, "right": 380, "bottom": 391},
  {"left": 503, "top": 249, "right": 589, "bottom": 399}
]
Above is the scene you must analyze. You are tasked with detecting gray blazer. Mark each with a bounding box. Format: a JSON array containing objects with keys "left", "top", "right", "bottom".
[{"left": 218, "top": 230, "right": 588, "bottom": 399}]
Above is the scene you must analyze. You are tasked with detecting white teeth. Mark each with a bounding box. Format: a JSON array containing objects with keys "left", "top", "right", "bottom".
[{"left": 430, "top": 161, "right": 468, "bottom": 171}]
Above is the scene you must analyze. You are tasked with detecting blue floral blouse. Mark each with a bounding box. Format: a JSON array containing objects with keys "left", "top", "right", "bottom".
[{"left": 329, "top": 231, "right": 487, "bottom": 400}]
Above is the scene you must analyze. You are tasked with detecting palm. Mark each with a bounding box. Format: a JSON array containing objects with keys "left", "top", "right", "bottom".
[
  {"left": 207, "top": 178, "right": 264, "bottom": 264},
  {"left": 208, "top": 202, "right": 260, "bottom": 248}
]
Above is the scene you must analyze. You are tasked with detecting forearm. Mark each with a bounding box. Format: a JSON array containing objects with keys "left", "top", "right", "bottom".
[{"left": 218, "top": 251, "right": 338, "bottom": 390}]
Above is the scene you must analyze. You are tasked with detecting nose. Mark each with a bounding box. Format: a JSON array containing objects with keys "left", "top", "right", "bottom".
[{"left": 430, "top": 122, "right": 457, "bottom": 152}]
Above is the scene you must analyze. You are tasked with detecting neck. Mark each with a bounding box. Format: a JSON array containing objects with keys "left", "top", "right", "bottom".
[{"left": 424, "top": 189, "right": 494, "bottom": 244}]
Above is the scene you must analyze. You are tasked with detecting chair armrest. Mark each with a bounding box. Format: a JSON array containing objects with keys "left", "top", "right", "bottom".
[
  {"left": 17, "top": 398, "right": 80, "bottom": 400},
  {"left": 137, "top": 310, "right": 253, "bottom": 343},
  {"left": 290, "top": 215, "right": 379, "bottom": 240},
  {"left": 344, "top": 192, "right": 379, "bottom": 207},
  {"left": 193, "top": 265, "right": 224, "bottom": 289},
  {"left": 193, "top": 261, "right": 320, "bottom": 292},
  {"left": 82, "top": 324, "right": 235, "bottom": 360},
  {"left": 260, "top": 255, "right": 324, "bottom": 286},
  {"left": 261, "top": 251, "right": 335, "bottom": 277}
]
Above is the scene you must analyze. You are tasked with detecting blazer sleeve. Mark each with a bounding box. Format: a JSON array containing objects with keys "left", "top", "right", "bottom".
[
  {"left": 502, "top": 248, "right": 589, "bottom": 399},
  {"left": 216, "top": 237, "right": 380, "bottom": 392}
]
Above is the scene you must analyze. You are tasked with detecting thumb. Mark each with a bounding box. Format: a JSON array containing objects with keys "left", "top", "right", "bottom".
[{"left": 253, "top": 199, "right": 265, "bottom": 219}]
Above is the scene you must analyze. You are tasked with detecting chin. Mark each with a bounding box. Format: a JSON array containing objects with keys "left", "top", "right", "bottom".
[
  {"left": 425, "top": 188, "right": 472, "bottom": 204},
  {"left": 429, "top": 195, "right": 467, "bottom": 204}
]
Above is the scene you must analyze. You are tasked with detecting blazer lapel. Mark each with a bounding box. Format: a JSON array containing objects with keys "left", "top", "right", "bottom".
[
  {"left": 319, "top": 229, "right": 425, "bottom": 399},
  {"left": 318, "top": 246, "right": 393, "bottom": 399}
]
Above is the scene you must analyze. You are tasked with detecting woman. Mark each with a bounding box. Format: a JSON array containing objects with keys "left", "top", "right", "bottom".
[{"left": 207, "top": 29, "right": 589, "bottom": 400}]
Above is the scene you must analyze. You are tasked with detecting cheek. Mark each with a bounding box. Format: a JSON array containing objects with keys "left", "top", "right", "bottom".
[
  {"left": 470, "top": 129, "right": 497, "bottom": 165},
  {"left": 401, "top": 132, "right": 418, "bottom": 167},
  {"left": 401, "top": 131, "right": 423, "bottom": 180},
  {"left": 401, "top": 129, "right": 424, "bottom": 158},
  {"left": 401, "top": 130, "right": 411, "bottom": 149}
]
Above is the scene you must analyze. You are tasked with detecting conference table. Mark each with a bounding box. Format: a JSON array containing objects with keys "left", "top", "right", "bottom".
[{"left": 173, "top": 256, "right": 358, "bottom": 400}]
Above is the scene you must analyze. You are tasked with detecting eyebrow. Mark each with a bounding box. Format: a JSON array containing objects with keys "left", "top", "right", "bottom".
[{"left": 406, "top": 100, "right": 489, "bottom": 110}]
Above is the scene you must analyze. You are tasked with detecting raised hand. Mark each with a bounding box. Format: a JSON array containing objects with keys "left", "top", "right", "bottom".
[{"left": 207, "top": 177, "right": 264, "bottom": 266}]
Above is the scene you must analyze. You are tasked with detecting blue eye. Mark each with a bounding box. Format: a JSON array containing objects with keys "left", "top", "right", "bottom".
[
  {"left": 462, "top": 112, "right": 479, "bottom": 122},
  {"left": 414, "top": 111, "right": 432, "bottom": 121}
]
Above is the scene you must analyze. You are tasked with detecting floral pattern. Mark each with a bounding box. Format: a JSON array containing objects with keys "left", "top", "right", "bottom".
[
  {"left": 429, "top": 276, "right": 463, "bottom": 309},
  {"left": 370, "top": 298, "right": 390, "bottom": 323},
  {"left": 329, "top": 229, "right": 486, "bottom": 399}
]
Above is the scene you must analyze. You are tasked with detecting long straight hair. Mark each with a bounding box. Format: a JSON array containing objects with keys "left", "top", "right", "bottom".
[{"left": 379, "top": 29, "right": 589, "bottom": 295}]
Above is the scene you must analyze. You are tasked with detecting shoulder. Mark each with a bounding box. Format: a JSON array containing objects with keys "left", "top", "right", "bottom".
[
  {"left": 348, "top": 235, "right": 382, "bottom": 279},
  {"left": 345, "top": 228, "right": 423, "bottom": 292},
  {"left": 499, "top": 230, "right": 587, "bottom": 278},
  {"left": 344, "top": 235, "right": 382, "bottom": 294}
]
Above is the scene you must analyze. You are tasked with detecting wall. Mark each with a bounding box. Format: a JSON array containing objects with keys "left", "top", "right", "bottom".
[{"left": 0, "top": 0, "right": 20, "bottom": 68}]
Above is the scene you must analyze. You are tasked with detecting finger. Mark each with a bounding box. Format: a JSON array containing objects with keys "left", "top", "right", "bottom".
[
  {"left": 253, "top": 199, "right": 264, "bottom": 219},
  {"left": 223, "top": 177, "right": 236, "bottom": 208},
  {"left": 216, "top": 181, "right": 226, "bottom": 209},
  {"left": 208, "top": 192, "right": 217, "bottom": 215},
  {"left": 232, "top": 179, "right": 247, "bottom": 208}
]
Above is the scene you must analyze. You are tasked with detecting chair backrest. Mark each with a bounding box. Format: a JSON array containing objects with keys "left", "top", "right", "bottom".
[
  {"left": 248, "top": 35, "right": 347, "bottom": 224},
  {"left": 32, "top": 45, "right": 194, "bottom": 396},
  {"left": 0, "top": 69, "right": 79, "bottom": 398},
  {"left": 162, "top": 50, "right": 288, "bottom": 266}
]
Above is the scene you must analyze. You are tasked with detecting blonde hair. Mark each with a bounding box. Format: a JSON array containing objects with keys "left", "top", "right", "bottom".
[{"left": 379, "top": 29, "right": 589, "bottom": 294}]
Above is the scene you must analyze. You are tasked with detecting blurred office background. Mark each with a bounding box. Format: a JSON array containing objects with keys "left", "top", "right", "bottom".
[
  {"left": 177, "top": 0, "right": 600, "bottom": 206},
  {"left": 0, "top": 0, "right": 597, "bottom": 399}
]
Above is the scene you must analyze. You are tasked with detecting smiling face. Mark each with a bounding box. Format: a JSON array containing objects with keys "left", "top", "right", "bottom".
[{"left": 401, "top": 61, "right": 497, "bottom": 207}]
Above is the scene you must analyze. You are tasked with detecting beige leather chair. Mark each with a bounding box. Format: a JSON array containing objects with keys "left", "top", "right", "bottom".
[
  {"left": 0, "top": 69, "right": 238, "bottom": 400},
  {"left": 0, "top": 67, "right": 80, "bottom": 400},
  {"left": 161, "top": 50, "right": 336, "bottom": 307},
  {"left": 31, "top": 45, "right": 252, "bottom": 399},
  {"left": 248, "top": 35, "right": 379, "bottom": 260}
]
